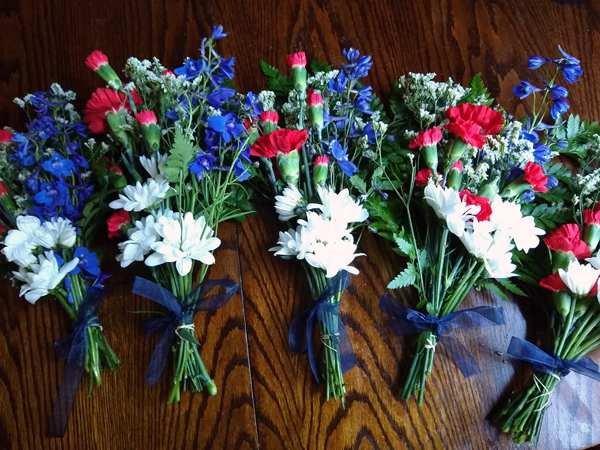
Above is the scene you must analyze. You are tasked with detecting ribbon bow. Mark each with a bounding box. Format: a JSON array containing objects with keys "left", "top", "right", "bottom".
[
  {"left": 506, "top": 336, "right": 600, "bottom": 381},
  {"left": 47, "top": 287, "right": 105, "bottom": 438},
  {"left": 379, "top": 293, "right": 506, "bottom": 378},
  {"left": 132, "top": 276, "right": 238, "bottom": 386},
  {"left": 288, "top": 270, "right": 355, "bottom": 382}
]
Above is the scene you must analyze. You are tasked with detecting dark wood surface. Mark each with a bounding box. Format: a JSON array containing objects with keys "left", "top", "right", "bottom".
[{"left": 1, "top": 0, "right": 600, "bottom": 449}]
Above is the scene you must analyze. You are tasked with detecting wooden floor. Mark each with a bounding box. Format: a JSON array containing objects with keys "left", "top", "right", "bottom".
[{"left": 1, "top": 0, "right": 600, "bottom": 449}]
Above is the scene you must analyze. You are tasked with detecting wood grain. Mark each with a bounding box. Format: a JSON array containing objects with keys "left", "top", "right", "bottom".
[{"left": 1, "top": 0, "right": 600, "bottom": 449}]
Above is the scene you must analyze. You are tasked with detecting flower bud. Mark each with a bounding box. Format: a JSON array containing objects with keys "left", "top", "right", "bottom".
[
  {"left": 135, "top": 111, "right": 161, "bottom": 151},
  {"left": 447, "top": 139, "right": 469, "bottom": 167},
  {"left": 0, "top": 130, "right": 14, "bottom": 144},
  {"left": 409, "top": 128, "right": 442, "bottom": 172},
  {"left": 276, "top": 149, "right": 301, "bottom": 186},
  {"left": 307, "top": 92, "right": 324, "bottom": 132},
  {"left": 106, "top": 110, "right": 134, "bottom": 152},
  {"left": 260, "top": 111, "right": 279, "bottom": 134},
  {"left": 446, "top": 161, "right": 463, "bottom": 190},
  {"left": 574, "top": 295, "right": 595, "bottom": 318},
  {"left": 583, "top": 223, "right": 600, "bottom": 254},
  {"left": 553, "top": 291, "right": 572, "bottom": 318},
  {"left": 107, "top": 210, "right": 132, "bottom": 238},
  {"left": 313, "top": 155, "right": 328, "bottom": 186},
  {"left": 477, "top": 177, "right": 499, "bottom": 200},
  {"left": 0, "top": 182, "right": 16, "bottom": 211},
  {"left": 552, "top": 249, "right": 577, "bottom": 273},
  {"left": 85, "top": 51, "right": 122, "bottom": 84},
  {"left": 286, "top": 52, "right": 307, "bottom": 93}
]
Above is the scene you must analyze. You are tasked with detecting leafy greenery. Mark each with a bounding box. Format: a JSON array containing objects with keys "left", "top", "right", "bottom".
[
  {"left": 163, "top": 128, "right": 196, "bottom": 182},
  {"left": 460, "top": 73, "right": 493, "bottom": 106},
  {"left": 260, "top": 60, "right": 294, "bottom": 99}
]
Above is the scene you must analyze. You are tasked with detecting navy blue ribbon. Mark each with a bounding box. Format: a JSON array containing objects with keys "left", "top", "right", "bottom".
[
  {"left": 132, "top": 276, "right": 238, "bottom": 386},
  {"left": 379, "top": 293, "right": 506, "bottom": 378},
  {"left": 288, "top": 270, "right": 356, "bottom": 382},
  {"left": 47, "top": 287, "right": 105, "bottom": 438},
  {"left": 506, "top": 336, "right": 600, "bottom": 381}
]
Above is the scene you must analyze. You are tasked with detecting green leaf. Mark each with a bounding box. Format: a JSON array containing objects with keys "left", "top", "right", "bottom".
[
  {"left": 163, "top": 128, "right": 196, "bottom": 182},
  {"left": 567, "top": 114, "right": 581, "bottom": 140},
  {"left": 476, "top": 279, "right": 510, "bottom": 301},
  {"left": 417, "top": 249, "right": 428, "bottom": 271},
  {"left": 349, "top": 175, "right": 367, "bottom": 195},
  {"left": 496, "top": 278, "right": 527, "bottom": 297},
  {"left": 260, "top": 60, "right": 293, "bottom": 96},
  {"left": 310, "top": 58, "right": 332, "bottom": 74},
  {"left": 460, "top": 73, "right": 493, "bottom": 106},
  {"left": 393, "top": 233, "right": 414, "bottom": 258},
  {"left": 388, "top": 263, "right": 417, "bottom": 289}
]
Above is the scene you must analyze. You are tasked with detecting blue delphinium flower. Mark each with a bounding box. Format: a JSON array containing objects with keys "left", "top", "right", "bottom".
[
  {"left": 207, "top": 113, "right": 244, "bottom": 143},
  {"left": 513, "top": 81, "right": 542, "bottom": 99},
  {"left": 330, "top": 140, "right": 358, "bottom": 177},
  {"left": 211, "top": 25, "right": 228, "bottom": 40},
  {"left": 207, "top": 87, "right": 235, "bottom": 108},
  {"left": 532, "top": 144, "right": 552, "bottom": 164},
  {"left": 71, "top": 247, "right": 101, "bottom": 276},
  {"left": 546, "top": 175, "right": 559, "bottom": 189},
  {"left": 34, "top": 181, "right": 68, "bottom": 207},
  {"left": 528, "top": 55, "right": 547, "bottom": 70},
  {"left": 174, "top": 58, "right": 206, "bottom": 80},
  {"left": 521, "top": 189, "right": 536, "bottom": 203},
  {"left": 43, "top": 153, "right": 75, "bottom": 177},
  {"left": 189, "top": 152, "right": 218, "bottom": 180}
]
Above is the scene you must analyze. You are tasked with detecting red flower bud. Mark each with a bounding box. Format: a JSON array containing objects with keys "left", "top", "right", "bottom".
[
  {"left": 260, "top": 111, "right": 279, "bottom": 123},
  {"left": 135, "top": 110, "right": 158, "bottom": 127},
  {"left": 162, "top": 70, "right": 175, "bottom": 76},
  {"left": 85, "top": 50, "right": 109, "bottom": 71},
  {"left": 315, "top": 155, "right": 328, "bottom": 166},
  {"left": 451, "top": 160, "right": 463, "bottom": 171},
  {"left": 286, "top": 52, "right": 306, "bottom": 68},
  {"left": 307, "top": 92, "right": 323, "bottom": 108},
  {"left": 107, "top": 210, "right": 131, "bottom": 238},
  {"left": 408, "top": 127, "right": 442, "bottom": 149},
  {"left": 0, "top": 130, "right": 14, "bottom": 143},
  {"left": 584, "top": 209, "right": 600, "bottom": 226}
]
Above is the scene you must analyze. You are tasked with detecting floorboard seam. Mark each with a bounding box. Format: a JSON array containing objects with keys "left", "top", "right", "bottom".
[{"left": 235, "top": 222, "right": 261, "bottom": 449}]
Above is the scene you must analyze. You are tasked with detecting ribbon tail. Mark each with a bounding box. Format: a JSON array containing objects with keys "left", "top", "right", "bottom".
[
  {"left": 145, "top": 327, "right": 176, "bottom": 386},
  {"left": 439, "top": 331, "right": 481, "bottom": 378},
  {"left": 568, "top": 358, "right": 600, "bottom": 382},
  {"left": 307, "top": 314, "right": 321, "bottom": 383},
  {"left": 47, "top": 330, "right": 88, "bottom": 438},
  {"left": 288, "top": 310, "right": 310, "bottom": 355},
  {"left": 336, "top": 315, "right": 356, "bottom": 374}
]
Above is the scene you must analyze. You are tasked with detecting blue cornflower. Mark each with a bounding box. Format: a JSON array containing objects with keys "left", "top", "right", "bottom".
[
  {"left": 532, "top": 144, "right": 552, "bottom": 163},
  {"left": 330, "top": 140, "right": 358, "bottom": 177},
  {"left": 512, "top": 81, "right": 542, "bottom": 99},
  {"left": 521, "top": 190, "right": 536, "bottom": 203},
  {"left": 211, "top": 25, "right": 228, "bottom": 40},
  {"left": 33, "top": 181, "right": 68, "bottom": 207},
  {"left": 71, "top": 247, "right": 101, "bottom": 276},
  {"left": 42, "top": 153, "right": 75, "bottom": 177},
  {"left": 207, "top": 113, "right": 244, "bottom": 143},
  {"left": 189, "top": 151, "right": 218, "bottom": 180}
]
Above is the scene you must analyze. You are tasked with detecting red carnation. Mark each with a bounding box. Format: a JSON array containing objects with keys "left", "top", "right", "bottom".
[
  {"left": 524, "top": 161, "right": 548, "bottom": 193},
  {"left": 162, "top": 70, "right": 174, "bottom": 76},
  {"left": 446, "top": 103, "right": 504, "bottom": 135},
  {"left": 584, "top": 209, "right": 600, "bottom": 226},
  {"left": 307, "top": 88, "right": 314, "bottom": 96},
  {"left": 315, "top": 155, "right": 328, "bottom": 166},
  {"left": 0, "top": 130, "right": 13, "bottom": 143},
  {"left": 307, "top": 92, "right": 323, "bottom": 108},
  {"left": 444, "top": 119, "right": 486, "bottom": 148},
  {"left": 415, "top": 168, "right": 433, "bottom": 187},
  {"left": 107, "top": 210, "right": 131, "bottom": 238},
  {"left": 460, "top": 189, "right": 492, "bottom": 222},
  {"left": 408, "top": 127, "right": 443, "bottom": 149},
  {"left": 451, "top": 160, "right": 463, "bottom": 171},
  {"left": 286, "top": 52, "right": 306, "bottom": 68},
  {"left": 109, "top": 165, "right": 123, "bottom": 175},
  {"left": 84, "top": 88, "right": 142, "bottom": 134},
  {"left": 544, "top": 223, "right": 590, "bottom": 259},
  {"left": 539, "top": 273, "right": 568, "bottom": 292},
  {"left": 0, "top": 182, "right": 8, "bottom": 197},
  {"left": 85, "top": 51, "right": 109, "bottom": 71},
  {"left": 135, "top": 110, "right": 157, "bottom": 127},
  {"left": 260, "top": 111, "right": 279, "bottom": 123},
  {"left": 250, "top": 129, "right": 308, "bottom": 158}
]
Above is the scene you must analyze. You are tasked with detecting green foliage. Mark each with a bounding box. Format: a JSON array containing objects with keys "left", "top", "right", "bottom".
[
  {"left": 260, "top": 60, "right": 294, "bottom": 98},
  {"left": 388, "top": 263, "right": 417, "bottom": 289},
  {"left": 349, "top": 174, "right": 367, "bottom": 195},
  {"left": 476, "top": 279, "right": 510, "bottom": 301},
  {"left": 460, "top": 73, "right": 493, "bottom": 106},
  {"left": 310, "top": 58, "right": 333, "bottom": 74},
  {"left": 496, "top": 278, "right": 527, "bottom": 297},
  {"left": 163, "top": 129, "right": 196, "bottom": 182},
  {"left": 520, "top": 202, "right": 572, "bottom": 231},
  {"left": 553, "top": 114, "right": 600, "bottom": 159}
]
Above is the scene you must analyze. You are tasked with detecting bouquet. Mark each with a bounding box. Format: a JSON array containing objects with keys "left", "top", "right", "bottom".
[
  {"left": 366, "top": 72, "right": 548, "bottom": 405},
  {"left": 0, "top": 85, "right": 122, "bottom": 436},
  {"left": 84, "top": 26, "right": 256, "bottom": 402},
  {"left": 250, "top": 48, "right": 386, "bottom": 405},
  {"left": 492, "top": 46, "right": 600, "bottom": 444}
]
